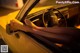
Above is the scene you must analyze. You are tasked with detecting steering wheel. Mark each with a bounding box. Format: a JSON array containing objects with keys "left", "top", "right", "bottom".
[{"left": 42, "top": 8, "right": 67, "bottom": 27}]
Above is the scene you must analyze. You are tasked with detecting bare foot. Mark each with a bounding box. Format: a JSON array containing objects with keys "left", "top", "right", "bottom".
[
  {"left": 10, "top": 19, "right": 24, "bottom": 31},
  {"left": 10, "top": 19, "right": 35, "bottom": 32}
]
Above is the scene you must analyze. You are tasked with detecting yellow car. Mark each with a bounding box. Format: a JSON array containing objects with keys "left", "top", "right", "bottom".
[{"left": 0, "top": 0, "right": 80, "bottom": 53}]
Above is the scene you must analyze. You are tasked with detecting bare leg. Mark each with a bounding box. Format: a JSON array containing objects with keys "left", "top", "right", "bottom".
[
  {"left": 10, "top": 19, "right": 80, "bottom": 43},
  {"left": 24, "top": 19, "right": 80, "bottom": 37}
]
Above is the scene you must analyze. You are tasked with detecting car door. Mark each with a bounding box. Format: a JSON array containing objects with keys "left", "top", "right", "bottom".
[{"left": 0, "top": 0, "right": 52, "bottom": 53}]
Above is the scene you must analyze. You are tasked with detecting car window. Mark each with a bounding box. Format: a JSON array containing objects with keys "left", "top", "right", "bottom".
[{"left": 28, "top": 0, "right": 56, "bottom": 15}]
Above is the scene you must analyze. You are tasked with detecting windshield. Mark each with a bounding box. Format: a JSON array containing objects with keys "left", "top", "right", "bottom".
[
  {"left": 28, "top": 0, "right": 70, "bottom": 15},
  {"left": 28, "top": 0, "right": 56, "bottom": 15}
]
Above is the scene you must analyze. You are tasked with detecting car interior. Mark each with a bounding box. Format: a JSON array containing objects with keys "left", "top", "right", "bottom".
[{"left": 23, "top": 4, "right": 80, "bottom": 53}]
